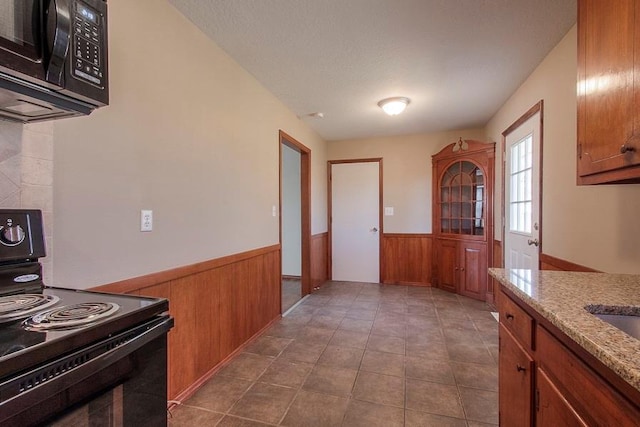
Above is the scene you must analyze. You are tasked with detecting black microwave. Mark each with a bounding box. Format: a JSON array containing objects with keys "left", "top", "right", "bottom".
[{"left": 0, "top": 0, "right": 108, "bottom": 123}]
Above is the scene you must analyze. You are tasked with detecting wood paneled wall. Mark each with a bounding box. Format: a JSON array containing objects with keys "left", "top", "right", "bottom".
[
  {"left": 92, "top": 245, "right": 281, "bottom": 401},
  {"left": 540, "top": 253, "right": 600, "bottom": 272},
  {"left": 381, "top": 234, "right": 433, "bottom": 286},
  {"left": 311, "top": 232, "right": 329, "bottom": 288}
]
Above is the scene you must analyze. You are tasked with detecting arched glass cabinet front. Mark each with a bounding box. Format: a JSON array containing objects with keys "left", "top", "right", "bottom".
[{"left": 439, "top": 160, "right": 485, "bottom": 236}]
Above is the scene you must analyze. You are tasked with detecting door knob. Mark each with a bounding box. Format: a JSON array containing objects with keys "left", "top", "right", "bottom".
[
  {"left": 527, "top": 239, "right": 539, "bottom": 247},
  {"left": 370, "top": 227, "right": 378, "bottom": 232}
]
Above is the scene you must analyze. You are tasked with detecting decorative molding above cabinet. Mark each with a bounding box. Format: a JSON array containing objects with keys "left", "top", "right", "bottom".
[
  {"left": 432, "top": 139, "right": 495, "bottom": 301},
  {"left": 577, "top": 0, "right": 640, "bottom": 184}
]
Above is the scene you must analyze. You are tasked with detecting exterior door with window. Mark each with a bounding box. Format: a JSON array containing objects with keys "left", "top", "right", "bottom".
[{"left": 504, "top": 110, "right": 541, "bottom": 270}]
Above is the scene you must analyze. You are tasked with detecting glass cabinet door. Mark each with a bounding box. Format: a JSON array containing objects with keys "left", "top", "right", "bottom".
[{"left": 439, "top": 161, "right": 484, "bottom": 236}]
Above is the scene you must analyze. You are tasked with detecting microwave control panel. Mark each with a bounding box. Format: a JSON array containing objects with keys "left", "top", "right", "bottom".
[{"left": 71, "top": 1, "right": 106, "bottom": 88}]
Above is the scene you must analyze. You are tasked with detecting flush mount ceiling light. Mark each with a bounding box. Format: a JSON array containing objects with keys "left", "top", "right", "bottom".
[{"left": 377, "top": 97, "right": 410, "bottom": 116}]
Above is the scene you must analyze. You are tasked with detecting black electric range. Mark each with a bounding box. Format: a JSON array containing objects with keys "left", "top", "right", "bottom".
[{"left": 0, "top": 209, "right": 173, "bottom": 426}]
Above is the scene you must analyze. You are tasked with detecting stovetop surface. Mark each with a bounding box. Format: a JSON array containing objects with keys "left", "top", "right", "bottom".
[{"left": 0, "top": 287, "right": 169, "bottom": 379}]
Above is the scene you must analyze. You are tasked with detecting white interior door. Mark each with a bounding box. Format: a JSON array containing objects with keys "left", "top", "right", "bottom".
[
  {"left": 331, "top": 162, "right": 380, "bottom": 282},
  {"left": 505, "top": 111, "right": 541, "bottom": 270}
]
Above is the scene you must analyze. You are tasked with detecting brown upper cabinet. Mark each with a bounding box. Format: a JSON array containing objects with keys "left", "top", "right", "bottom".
[
  {"left": 577, "top": 0, "right": 640, "bottom": 184},
  {"left": 432, "top": 139, "right": 495, "bottom": 301}
]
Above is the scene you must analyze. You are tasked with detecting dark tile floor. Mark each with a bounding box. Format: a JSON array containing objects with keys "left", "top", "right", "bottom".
[
  {"left": 282, "top": 278, "right": 302, "bottom": 313},
  {"left": 169, "top": 281, "right": 499, "bottom": 426}
]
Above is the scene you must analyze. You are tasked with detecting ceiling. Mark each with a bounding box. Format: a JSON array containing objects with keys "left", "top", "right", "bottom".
[{"left": 168, "top": 0, "right": 577, "bottom": 141}]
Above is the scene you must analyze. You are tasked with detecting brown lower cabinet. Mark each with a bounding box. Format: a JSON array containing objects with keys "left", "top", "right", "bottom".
[
  {"left": 498, "top": 287, "right": 640, "bottom": 426},
  {"left": 435, "top": 238, "right": 487, "bottom": 300},
  {"left": 536, "top": 368, "right": 588, "bottom": 426},
  {"left": 499, "top": 324, "right": 533, "bottom": 426}
]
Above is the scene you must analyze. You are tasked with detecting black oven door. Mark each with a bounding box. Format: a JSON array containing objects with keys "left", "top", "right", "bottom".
[
  {"left": 0, "top": 1, "right": 46, "bottom": 82},
  {"left": 0, "top": 315, "right": 174, "bottom": 427}
]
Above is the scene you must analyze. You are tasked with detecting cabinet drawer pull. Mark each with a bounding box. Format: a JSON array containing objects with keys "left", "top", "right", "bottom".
[
  {"left": 506, "top": 313, "right": 514, "bottom": 320},
  {"left": 516, "top": 365, "right": 527, "bottom": 372},
  {"left": 620, "top": 144, "right": 636, "bottom": 154}
]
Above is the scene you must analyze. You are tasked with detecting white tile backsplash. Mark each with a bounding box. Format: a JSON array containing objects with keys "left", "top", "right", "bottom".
[
  {"left": 0, "top": 120, "right": 54, "bottom": 282},
  {"left": 22, "top": 157, "right": 53, "bottom": 186},
  {"left": 22, "top": 129, "right": 54, "bottom": 160}
]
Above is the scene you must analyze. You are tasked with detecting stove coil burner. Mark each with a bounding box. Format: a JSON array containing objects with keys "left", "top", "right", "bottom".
[
  {"left": 23, "top": 302, "right": 120, "bottom": 331},
  {"left": 0, "top": 294, "right": 60, "bottom": 323}
]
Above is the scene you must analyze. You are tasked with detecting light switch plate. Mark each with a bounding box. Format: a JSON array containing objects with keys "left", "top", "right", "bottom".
[
  {"left": 384, "top": 207, "right": 394, "bottom": 216},
  {"left": 141, "top": 210, "right": 153, "bottom": 232}
]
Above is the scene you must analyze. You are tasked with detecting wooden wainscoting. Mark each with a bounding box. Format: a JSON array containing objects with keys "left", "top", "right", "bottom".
[
  {"left": 487, "top": 240, "right": 503, "bottom": 305},
  {"left": 540, "top": 253, "right": 600, "bottom": 272},
  {"left": 311, "top": 232, "right": 329, "bottom": 288},
  {"left": 92, "top": 245, "right": 281, "bottom": 401},
  {"left": 381, "top": 234, "right": 433, "bottom": 286}
]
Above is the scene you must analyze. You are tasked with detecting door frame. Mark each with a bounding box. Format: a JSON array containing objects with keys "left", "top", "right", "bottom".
[
  {"left": 327, "top": 158, "right": 383, "bottom": 282},
  {"left": 279, "top": 130, "right": 312, "bottom": 300},
  {"left": 501, "top": 100, "right": 544, "bottom": 268}
]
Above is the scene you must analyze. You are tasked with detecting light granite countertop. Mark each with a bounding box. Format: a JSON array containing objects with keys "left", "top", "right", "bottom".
[{"left": 489, "top": 268, "right": 640, "bottom": 392}]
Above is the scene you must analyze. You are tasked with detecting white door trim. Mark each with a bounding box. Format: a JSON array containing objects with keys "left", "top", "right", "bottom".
[{"left": 501, "top": 101, "right": 544, "bottom": 269}]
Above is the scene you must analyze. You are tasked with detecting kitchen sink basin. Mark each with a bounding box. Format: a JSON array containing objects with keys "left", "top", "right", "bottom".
[{"left": 585, "top": 306, "right": 640, "bottom": 340}]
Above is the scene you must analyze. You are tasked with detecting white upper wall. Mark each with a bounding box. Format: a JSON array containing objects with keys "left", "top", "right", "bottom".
[
  {"left": 52, "top": 0, "right": 327, "bottom": 288},
  {"left": 328, "top": 128, "right": 486, "bottom": 233},
  {"left": 486, "top": 25, "right": 640, "bottom": 273}
]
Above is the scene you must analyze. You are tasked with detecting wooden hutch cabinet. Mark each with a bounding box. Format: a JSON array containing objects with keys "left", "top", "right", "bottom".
[
  {"left": 432, "top": 139, "right": 495, "bottom": 301},
  {"left": 577, "top": 0, "right": 640, "bottom": 184}
]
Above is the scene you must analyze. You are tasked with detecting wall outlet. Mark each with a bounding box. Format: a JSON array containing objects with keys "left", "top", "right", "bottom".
[{"left": 141, "top": 210, "right": 153, "bottom": 232}]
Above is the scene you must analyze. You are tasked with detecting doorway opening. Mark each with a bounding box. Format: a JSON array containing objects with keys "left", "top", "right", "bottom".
[
  {"left": 502, "top": 101, "right": 543, "bottom": 270},
  {"left": 279, "top": 131, "right": 311, "bottom": 313}
]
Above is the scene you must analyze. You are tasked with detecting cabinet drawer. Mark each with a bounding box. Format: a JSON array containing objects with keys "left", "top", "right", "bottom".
[
  {"left": 537, "top": 325, "right": 640, "bottom": 426},
  {"left": 499, "top": 289, "right": 534, "bottom": 350}
]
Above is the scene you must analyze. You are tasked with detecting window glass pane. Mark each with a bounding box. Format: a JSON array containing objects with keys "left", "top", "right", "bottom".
[
  {"left": 441, "top": 203, "right": 450, "bottom": 218},
  {"left": 525, "top": 135, "right": 533, "bottom": 169},
  {"left": 525, "top": 169, "right": 532, "bottom": 200},
  {"left": 524, "top": 202, "right": 532, "bottom": 233},
  {"left": 441, "top": 186, "right": 450, "bottom": 202},
  {"left": 461, "top": 161, "right": 475, "bottom": 175},
  {"left": 461, "top": 185, "right": 472, "bottom": 202}
]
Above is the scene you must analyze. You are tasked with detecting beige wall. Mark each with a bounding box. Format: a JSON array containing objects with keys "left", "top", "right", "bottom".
[
  {"left": 486, "top": 25, "right": 640, "bottom": 274},
  {"left": 328, "top": 129, "right": 486, "bottom": 233},
  {"left": 52, "top": 0, "right": 327, "bottom": 288}
]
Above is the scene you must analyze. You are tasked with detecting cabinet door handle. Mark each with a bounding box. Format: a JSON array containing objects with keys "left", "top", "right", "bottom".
[
  {"left": 516, "top": 365, "right": 527, "bottom": 372},
  {"left": 460, "top": 267, "right": 465, "bottom": 272},
  {"left": 454, "top": 267, "right": 459, "bottom": 271},
  {"left": 620, "top": 144, "right": 636, "bottom": 154},
  {"left": 505, "top": 313, "right": 514, "bottom": 320}
]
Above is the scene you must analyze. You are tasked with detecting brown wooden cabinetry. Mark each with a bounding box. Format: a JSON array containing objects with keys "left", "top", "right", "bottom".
[
  {"left": 577, "top": 0, "right": 640, "bottom": 184},
  {"left": 498, "top": 287, "right": 640, "bottom": 425},
  {"left": 536, "top": 368, "right": 588, "bottom": 427},
  {"left": 499, "top": 324, "right": 534, "bottom": 426},
  {"left": 432, "top": 139, "right": 495, "bottom": 301}
]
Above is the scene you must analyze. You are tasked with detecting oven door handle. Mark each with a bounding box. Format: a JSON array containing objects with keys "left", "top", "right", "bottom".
[
  {"left": 0, "top": 316, "right": 173, "bottom": 423},
  {"left": 45, "top": 0, "right": 71, "bottom": 87}
]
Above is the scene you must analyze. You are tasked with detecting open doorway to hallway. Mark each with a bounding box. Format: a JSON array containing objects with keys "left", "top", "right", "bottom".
[
  {"left": 279, "top": 131, "right": 311, "bottom": 314},
  {"left": 281, "top": 143, "right": 302, "bottom": 311}
]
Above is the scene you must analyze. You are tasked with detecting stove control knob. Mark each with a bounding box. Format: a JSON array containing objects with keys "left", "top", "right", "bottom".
[{"left": 0, "top": 224, "right": 25, "bottom": 246}]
